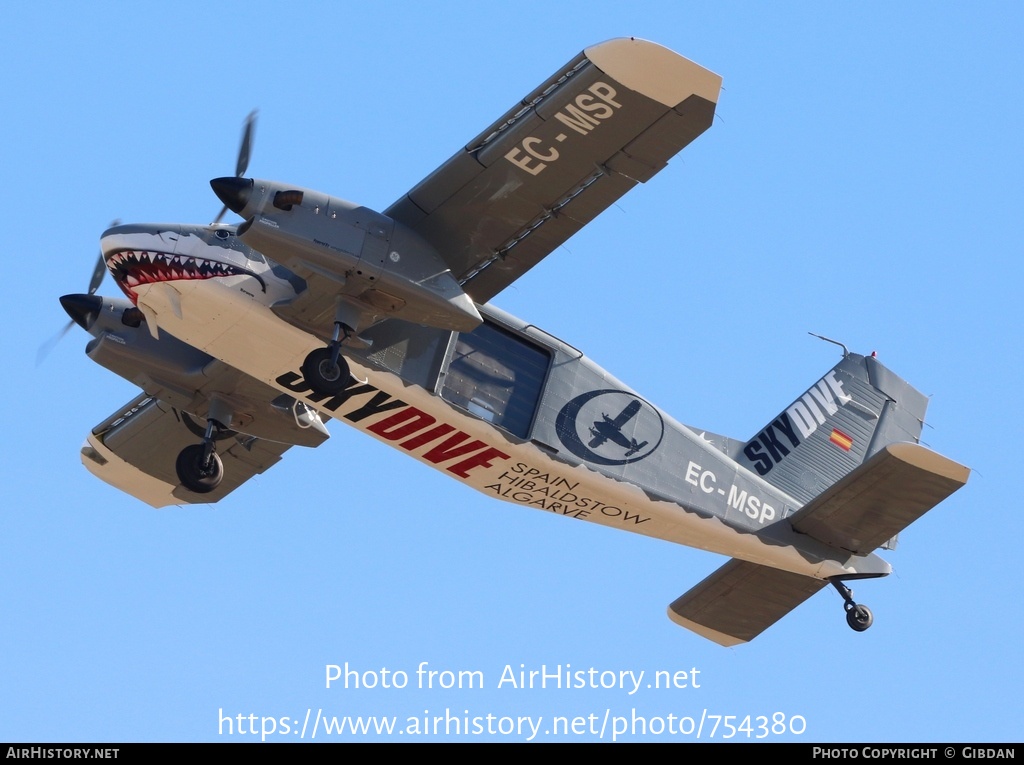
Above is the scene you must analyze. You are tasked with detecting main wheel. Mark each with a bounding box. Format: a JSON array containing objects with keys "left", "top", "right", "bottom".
[
  {"left": 301, "top": 347, "right": 351, "bottom": 395},
  {"left": 846, "top": 604, "right": 873, "bottom": 632},
  {"left": 175, "top": 444, "right": 224, "bottom": 494}
]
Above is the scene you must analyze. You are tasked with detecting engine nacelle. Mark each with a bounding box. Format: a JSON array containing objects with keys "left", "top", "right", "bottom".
[
  {"left": 62, "top": 294, "right": 329, "bottom": 449},
  {"left": 213, "top": 177, "right": 481, "bottom": 333}
]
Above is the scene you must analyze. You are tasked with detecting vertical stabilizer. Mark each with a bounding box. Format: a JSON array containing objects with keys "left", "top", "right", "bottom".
[{"left": 737, "top": 353, "right": 928, "bottom": 505}]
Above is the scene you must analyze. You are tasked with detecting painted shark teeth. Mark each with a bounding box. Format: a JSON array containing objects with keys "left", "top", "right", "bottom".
[{"left": 105, "top": 250, "right": 248, "bottom": 304}]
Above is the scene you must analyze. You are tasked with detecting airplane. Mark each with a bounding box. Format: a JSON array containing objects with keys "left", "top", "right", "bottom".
[
  {"left": 588, "top": 400, "right": 649, "bottom": 457},
  {"left": 58, "top": 38, "right": 968, "bottom": 646}
]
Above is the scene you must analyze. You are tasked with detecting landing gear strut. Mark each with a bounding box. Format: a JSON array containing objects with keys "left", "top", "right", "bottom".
[
  {"left": 301, "top": 321, "right": 353, "bottom": 396},
  {"left": 831, "top": 580, "right": 873, "bottom": 632},
  {"left": 176, "top": 418, "right": 225, "bottom": 493}
]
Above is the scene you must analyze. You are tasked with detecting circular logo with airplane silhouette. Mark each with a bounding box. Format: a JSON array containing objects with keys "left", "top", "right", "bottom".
[{"left": 555, "top": 390, "right": 664, "bottom": 465}]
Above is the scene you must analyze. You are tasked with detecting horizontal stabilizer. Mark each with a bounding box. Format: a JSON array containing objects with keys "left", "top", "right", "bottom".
[
  {"left": 668, "top": 559, "right": 826, "bottom": 646},
  {"left": 789, "top": 442, "right": 969, "bottom": 555}
]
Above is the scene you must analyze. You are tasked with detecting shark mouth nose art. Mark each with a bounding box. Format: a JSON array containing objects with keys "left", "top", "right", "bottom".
[{"left": 106, "top": 250, "right": 264, "bottom": 303}]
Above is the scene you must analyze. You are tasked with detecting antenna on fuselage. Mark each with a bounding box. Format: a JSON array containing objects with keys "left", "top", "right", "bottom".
[{"left": 807, "top": 332, "right": 850, "bottom": 358}]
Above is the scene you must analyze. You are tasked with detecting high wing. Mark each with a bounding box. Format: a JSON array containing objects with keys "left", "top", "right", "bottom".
[
  {"left": 385, "top": 38, "right": 722, "bottom": 303},
  {"left": 80, "top": 393, "right": 317, "bottom": 507},
  {"left": 668, "top": 442, "right": 969, "bottom": 645}
]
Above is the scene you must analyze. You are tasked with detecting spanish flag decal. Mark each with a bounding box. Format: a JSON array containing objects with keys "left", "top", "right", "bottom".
[{"left": 830, "top": 428, "right": 853, "bottom": 451}]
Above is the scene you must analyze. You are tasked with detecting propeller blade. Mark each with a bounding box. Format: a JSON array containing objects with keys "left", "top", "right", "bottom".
[
  {"left": 211, "top": 111, "right": 257, "bottom": 226},
  {"left": 211, "top": 203, "right": 230, "bottom": 228},
  {"left": 41, "top": 218, "right": 121, "bottom": 363},
  {"left": 87, "top": 252, "right": 107, "bottom": 295},
  {"left": 235, "top": 109, "right": 257, "bottom": 178},
  {"left": 36, "top": 320, "right": 74, "bottom": 366},
  {"left": 89, "top": 218, "right": 120, "bottom": 294}
]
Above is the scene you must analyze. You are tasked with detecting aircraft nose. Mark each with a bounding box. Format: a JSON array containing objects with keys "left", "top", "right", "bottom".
[
  {"left": 210, "top": 176, "right": 253, "bottom": 215},
  {"left": 60, "top": 294, "right": 103, "bottom": 331}
]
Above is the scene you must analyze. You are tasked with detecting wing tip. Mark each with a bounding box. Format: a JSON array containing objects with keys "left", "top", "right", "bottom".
[
  {"left": 884, "top": 442, "right": 971, "bottom": 487},
  {"left": 585, "top": 37, "right": 723, "bottom": 108},
  {"left": 81, "top": 434, "right": 177, "bottom": 508},
  {"left": 667, "top": 605, "right": 748, "bottom": 647}
]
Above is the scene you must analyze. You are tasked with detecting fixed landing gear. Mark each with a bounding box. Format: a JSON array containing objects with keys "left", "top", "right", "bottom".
[
  {"left": 176, "top": 419, "right": 225, "bottom": 494},
  {"left": 301, "top": 321, "right": 353, "bottom": 396},
  {"left": 831, "top": 580, "right": 874, "bottom": 633}
]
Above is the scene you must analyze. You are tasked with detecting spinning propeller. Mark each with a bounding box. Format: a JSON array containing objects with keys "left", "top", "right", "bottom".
[
  {"left": 210, "top": 110, "right": 257, "bottom": 226},
  {"left": 45, "top": 111, "right": 259, "bottom": 365},
  {"left": 38, "top": 221, "right": 120, "bottom": 365}
]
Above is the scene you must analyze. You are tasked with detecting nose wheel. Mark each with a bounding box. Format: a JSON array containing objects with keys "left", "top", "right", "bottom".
[
  {"left": 301, "top": 321, "right": 353, "bottom": 396},
  {"left": 175, "top": 419, "right": 226, "bottom": 494},
  {"left": 831, "top": 580, "right": 874, "bottom": 633}
]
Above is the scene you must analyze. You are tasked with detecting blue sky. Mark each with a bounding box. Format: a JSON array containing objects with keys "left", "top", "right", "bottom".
[{"left": 1, "top": 1, "right": 1021, "bottom": 742}]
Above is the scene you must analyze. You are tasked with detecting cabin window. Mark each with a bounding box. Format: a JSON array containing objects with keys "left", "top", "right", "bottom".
[{"left": 440, "top": 321, "right": 549, "bottom": 438}]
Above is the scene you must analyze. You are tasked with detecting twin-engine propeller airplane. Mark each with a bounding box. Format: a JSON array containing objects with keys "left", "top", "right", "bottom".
[{"left": 59, "top": 38, "right": 968, "bottom": 645}]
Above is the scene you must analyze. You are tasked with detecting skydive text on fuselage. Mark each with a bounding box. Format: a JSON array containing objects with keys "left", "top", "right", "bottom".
[{"left": 275, "top": 372, "right": 509, "bottom": 479}]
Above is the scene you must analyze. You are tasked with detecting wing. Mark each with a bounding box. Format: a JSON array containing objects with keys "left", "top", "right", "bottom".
[
  {"left": 385, "top": 38, "right": 722, "bottom": 303},
  {"left": 668, "top": 559, "right": 827, "bottom": 646},
  {"left": 80, "top": 393, "right": 315, "bottom": 507},
  {"left": 789, "top": 442, "right": 969, "bottom": 555}
]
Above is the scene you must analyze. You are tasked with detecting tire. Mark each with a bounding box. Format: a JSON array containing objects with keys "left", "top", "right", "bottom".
[
  {"left": 175, "top": 444, "right": 224, "bottom": 494},
  {"left": 301, "top": 347, "right": 351, "bottom": 396},
  {"left": 846, "top": 604, "right": 873, "bottom": 632}
]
